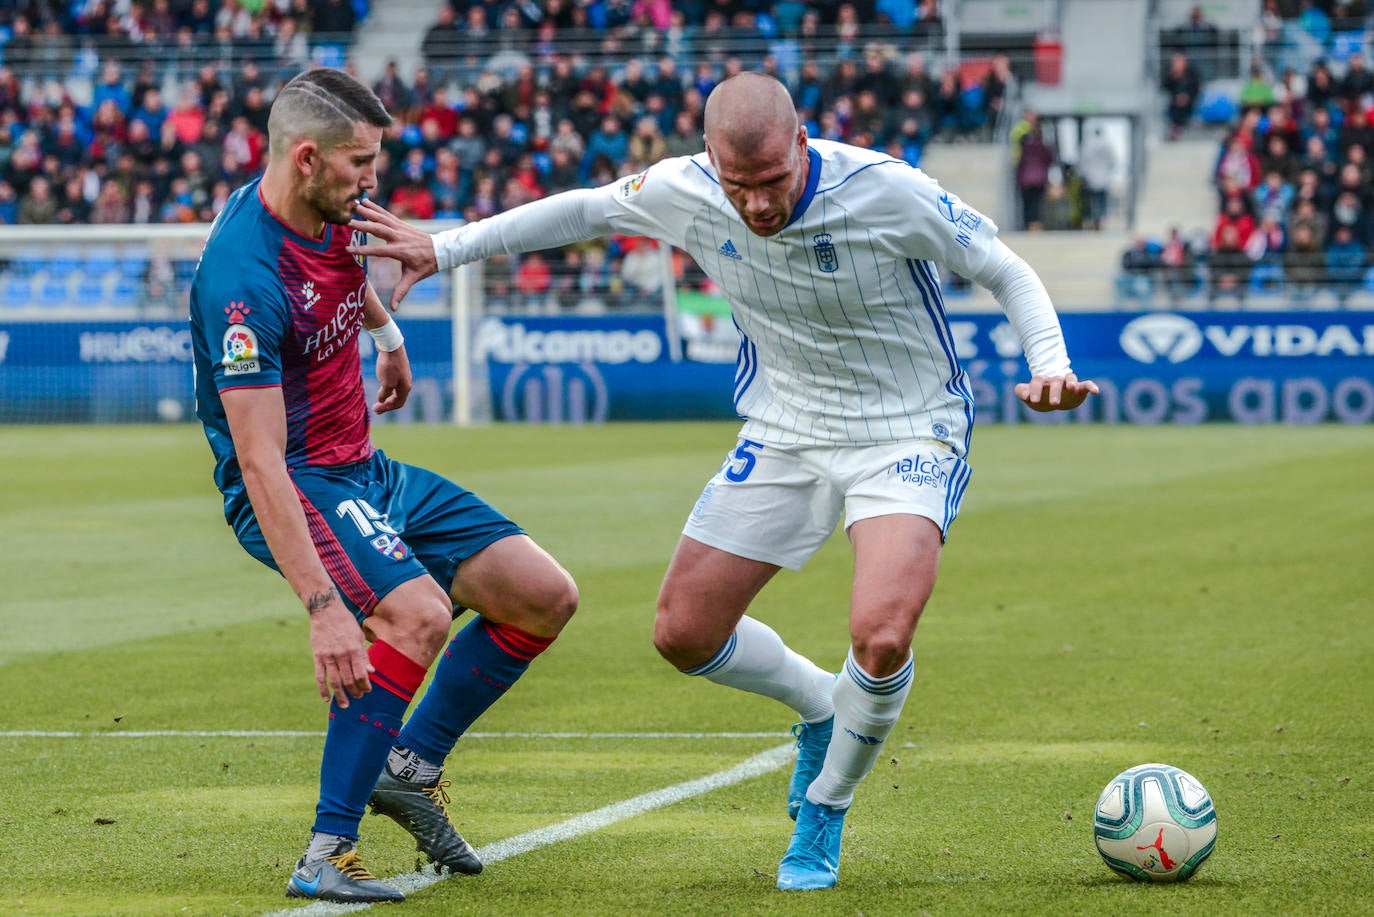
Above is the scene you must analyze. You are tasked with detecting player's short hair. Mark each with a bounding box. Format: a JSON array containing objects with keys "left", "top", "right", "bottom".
[{"left": 268, "top": 68, "right": 392, "bottom": 157}]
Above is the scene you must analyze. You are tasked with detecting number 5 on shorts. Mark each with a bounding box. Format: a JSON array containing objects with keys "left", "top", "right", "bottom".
[{"left": 724, "top": 439, "right": 764, "bottom": 483}]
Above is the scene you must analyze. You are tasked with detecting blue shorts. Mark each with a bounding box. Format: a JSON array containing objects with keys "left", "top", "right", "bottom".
[{"left": 227, "top": 449, "right": 523, "bottom": 621}]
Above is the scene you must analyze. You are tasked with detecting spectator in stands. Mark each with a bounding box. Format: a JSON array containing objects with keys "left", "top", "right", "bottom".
[
  {"left": 584, "top": 115, "right": 630, "bottom": 180},
  {"left": 1325, "top": 224, "right": 1367, "bottom": 305},
  {"left": 1253, "top": 169, "right": 1295, "bottom": 224},
  {"left": 1284, "top": 220, "right": 1327, "bottom": 304},
  {"left": 90, "top": 178, "right": 131, "bottom": 224},
  {"left": 0, "top": 180, "right": 17, "bottom": 225},
  {"left": 1329, "top": 188, "right": 1368, "bottom": 245},
  {"left": 1159, "top": 226, "right": 1198, "bottom": 303},
  {"left": 371, "top": 60, "right": 414, "bottom": 116},
  {"left": 628, "top": 115, "right": 667, "bottom": 169},
  {"left": 1162, "top": 52, "right": 1202, "bottom": 140},
  {"left": 1239, "top": 63, "right": 1278, "bottom": 111},
  {"left": 931, "top": 68, "right": 963, "bottom": 141},
  {"left": 1214, "top": 190, "right": 1257, "bottom": 247},
  {"left": 1078, "top": 125, "right": 1116, "bottom": 231},
  {"left": 17, "top": 175, "right": 58, "bottom": 224},
  {"left": 981, "top": 53, "right": 1014, "bottom": 136},
  {"left": 311, "top": 0, "right": 358, "bottom": 40},
  {"left": 1259, "top": 132, "right": 1301, "bottom": 182},
  {"left": 1118, "top": 235, "right": 1159, "bottom": 303},
  {"left": 1172, "top": 4, "right": 1222, "bottom": 82},
  {"left": 1306, "top": 59, "right": 1338, "bottom": 112},
  {"left": 1013, "top": 112, "right": 1055, "bottom": 231},
  {"left": 1337, "top": 107, "right": 1374, "bottom": 159},
  {"left": 1209, "top": 223, "right": 1252, "bottom": 305},
  {"left": 663, "top": 109, "right": 703, "bottom": 159},
  {"left": 1216, "top": 133, "right": 1262, "bottom": 198},
  {"left": 514, "top": 250, "right": 554, "bottom": 309},
  {"left": 1338, "top": 51, "right": 1374, "bottom": 107}
]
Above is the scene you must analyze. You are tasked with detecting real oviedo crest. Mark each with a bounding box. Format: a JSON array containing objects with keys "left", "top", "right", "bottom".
[{"left": 813, "top": 232, "right": 838, "bottom": 273}]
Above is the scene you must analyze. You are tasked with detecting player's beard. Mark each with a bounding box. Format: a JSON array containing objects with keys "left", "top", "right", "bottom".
[{"left": 305, "top": 173, "right": 360, "bottom": 227}]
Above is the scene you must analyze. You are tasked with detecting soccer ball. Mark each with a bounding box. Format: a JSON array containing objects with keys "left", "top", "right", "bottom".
[{"left": 1093, "top": 763, "right": 1217, "bottom": 882}]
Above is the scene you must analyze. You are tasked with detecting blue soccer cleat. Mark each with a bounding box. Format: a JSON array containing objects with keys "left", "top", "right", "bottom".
[
  {"left": 787, "top": 716, "right": 833, "bottom": 820},
  {"left": 285, "top": 841, "right": 404, "bottom": 902},
  {"left": 777, "top": 797, "right": 849, "bottom": 890}
]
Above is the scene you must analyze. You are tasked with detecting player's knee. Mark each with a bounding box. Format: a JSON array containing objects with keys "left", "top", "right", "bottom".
[
  {"left": 508, "top": 566, "right": 578, "bottom": 635},
  {"left": 850, "top": 629, "right": 915, "bottom": 677},
  {"left": 536, "top": 568, "right": 579, "bottom": 630},
  {"left": 652, "top": 607, "right": 717, "bottom": 671}
]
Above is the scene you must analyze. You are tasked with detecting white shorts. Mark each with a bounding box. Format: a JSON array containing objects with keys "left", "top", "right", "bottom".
[{"left": 683, "top": 438, "right": 973, "bottom": 570}]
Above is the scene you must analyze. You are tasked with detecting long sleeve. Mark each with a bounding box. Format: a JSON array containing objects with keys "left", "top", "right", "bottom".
[
  {"left": 432, "top": 187, "right": 614, "bottom": 271},
  {"left": 969, "top": 237, "right": 1072, "bottom": 377}
]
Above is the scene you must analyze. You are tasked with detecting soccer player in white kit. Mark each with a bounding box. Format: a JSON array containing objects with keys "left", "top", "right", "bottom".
[{"left": 351, "top": 72, "right": 1098, "bottom": 891}]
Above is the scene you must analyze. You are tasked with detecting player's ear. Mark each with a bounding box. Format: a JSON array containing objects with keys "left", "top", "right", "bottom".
[{"left": 293, "top": 139, "right": 320, "bottom": 177}]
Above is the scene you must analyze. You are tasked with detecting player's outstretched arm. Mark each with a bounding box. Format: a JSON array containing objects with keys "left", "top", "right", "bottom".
[
  {"left": 350, "top": 199, "right": 440, "bottom": 309},
  {"left": 1015, "top": 373, "right": 1100, "bottom": 412}
]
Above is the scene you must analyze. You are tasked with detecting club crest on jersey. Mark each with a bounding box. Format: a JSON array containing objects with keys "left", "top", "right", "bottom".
[
  {"left": 351, "top": 229, "right": 367, "bottom": 267},
  {"left": 221, "top": 324, "right": 259, "bottom": 374},
  {"left": 371, "top": 533, "right": 409, "bottom": 560},
  {"left": 301, "top": 280, "right": 320, "bottom": 310},
  {"left": 813, "top": 233, "right": 839, "bottom": 273}
]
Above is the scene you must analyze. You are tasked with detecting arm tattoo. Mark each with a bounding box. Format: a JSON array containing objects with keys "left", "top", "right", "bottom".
[{"left": 306, "top": 587, "right": 338, "bottom": 616}]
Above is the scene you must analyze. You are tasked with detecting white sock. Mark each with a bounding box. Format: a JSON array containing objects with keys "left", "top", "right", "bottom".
[
  {"left": 806, "top": 649, "right": 914, "bottom": 810},
  {"left": 685, "top": 615, "right": 835, "bottom": 723}
]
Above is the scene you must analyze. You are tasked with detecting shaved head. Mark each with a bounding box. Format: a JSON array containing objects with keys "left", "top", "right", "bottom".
[
  {"left": 703, "top": 72, "right": 799, "bottom": 155},
  {"left": 702, "top": 72, "right": 809, "bottom": 237}
]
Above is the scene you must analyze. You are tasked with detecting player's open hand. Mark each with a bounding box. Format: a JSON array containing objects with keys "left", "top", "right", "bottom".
[
  {"left": 373, "top": 346, "right": 412, "bottom": 414},
  {"left": 1015, "top": 372, "right": 1100, "bottom": 412},
  {"left": 308, "top": 600, "right": 372, "bottom": 707},
  {"left": 348, "top": 199, "right": 440, "bottom": 310}
]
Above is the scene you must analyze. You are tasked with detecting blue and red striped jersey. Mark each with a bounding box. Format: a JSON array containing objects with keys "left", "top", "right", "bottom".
[{"left": 190, "top": 178, "right": 375, "bottom": 498}]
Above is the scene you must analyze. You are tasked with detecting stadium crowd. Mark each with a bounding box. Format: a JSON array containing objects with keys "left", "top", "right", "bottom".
[
  {"left": 1121, "top": 0, "right": 1374, "bottom": 307},
  {"left": 0, "top": 0, "right": 1008, "bottom": 311}
]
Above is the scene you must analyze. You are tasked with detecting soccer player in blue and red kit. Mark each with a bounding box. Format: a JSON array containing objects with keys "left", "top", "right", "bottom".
[{"left": 188, "top": 68, "right": 578, "bottom": 903}]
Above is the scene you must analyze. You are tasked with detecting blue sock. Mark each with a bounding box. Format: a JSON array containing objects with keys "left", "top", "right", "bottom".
[
  {"left": 312, "top": 640, "right": 426, "bottom": 839},
  {"left": 397, "top": 616, "right": 552, "bottom": 768}
]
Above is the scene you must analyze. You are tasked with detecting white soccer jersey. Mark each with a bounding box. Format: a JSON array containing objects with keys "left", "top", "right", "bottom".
[{"left": 433, "top": 138, "right": 1071, "bottom": 455}]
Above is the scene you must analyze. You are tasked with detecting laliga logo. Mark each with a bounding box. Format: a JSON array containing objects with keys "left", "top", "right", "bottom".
[{"left": 1119, "top": 314, "right": 1204, "bottom": 364}]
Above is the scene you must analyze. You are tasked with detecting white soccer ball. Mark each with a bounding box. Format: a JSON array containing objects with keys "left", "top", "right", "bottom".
[{"left": 1093, "top": 763, "right": 1217, "bottom": 882}]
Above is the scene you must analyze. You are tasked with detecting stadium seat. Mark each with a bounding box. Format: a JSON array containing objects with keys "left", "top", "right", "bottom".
[
  {"left": 1249, "top": 261, "right": 1285, "bottom": 294},
  {"left": 40, "top": 277, "right": 72, "bottom": 306},
  {"left": 1330, "top": 31, "right": 1364, "bottom": 61},
  {"left": 118, "top": 253, "right": 149, "bottom": 280},
  {"left": 9, "top": 254, "right": 42, "bottom": 277},
  {"left": 111, "top": 278, "right": 142, "bottom": 307},
  {"left": 1198, "top": 89, "right": 1238, "bottom": 124},
  {"left": 75, "top": 275, "right": 107, "bottom": 306},
  {"left": 2, "top": 275, "right": 32, "bottom": 306},
  {"left": 407, "top": 277, "right": 444, "bottom": 305},
  {"left": 46, "top": 248, "right": 83, "bottom": 279},
  {"left": 84, "top": 246, "right": 119, "bottom": 277},
  {"left": 172, "top": 259, "right": 197, "bottom": 286}
]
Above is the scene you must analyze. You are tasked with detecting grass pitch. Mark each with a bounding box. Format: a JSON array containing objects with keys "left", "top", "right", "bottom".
[{"left": 0, "top": 422, "right": 1371, "bottom": 916}]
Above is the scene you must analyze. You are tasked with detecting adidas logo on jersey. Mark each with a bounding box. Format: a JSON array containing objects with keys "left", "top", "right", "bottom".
[{"left": 718, "top": 239, "right": 742, "bottom": 260}]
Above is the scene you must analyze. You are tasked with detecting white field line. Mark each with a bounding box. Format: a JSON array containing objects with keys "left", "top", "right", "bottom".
[
  {"left": 260, "top": 741, "right": 795, "bottom": 917},
  {"left": 0, "top": 730, "right": 787, "bottom": 739}
]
